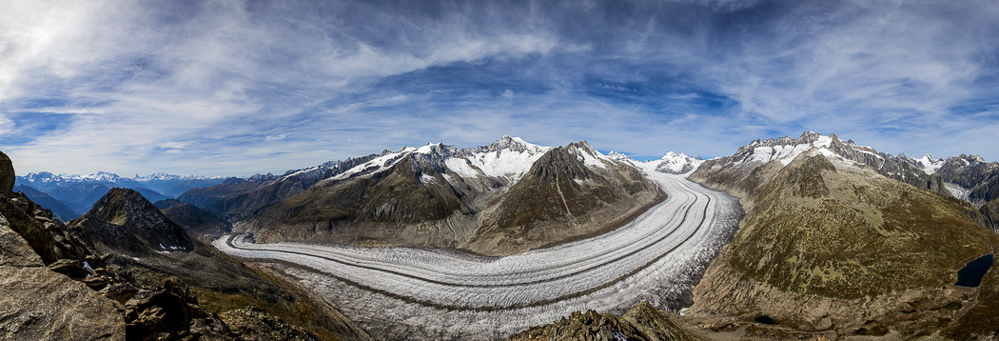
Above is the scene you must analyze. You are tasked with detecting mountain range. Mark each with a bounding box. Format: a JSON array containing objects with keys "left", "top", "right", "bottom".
[
  {"left": 207, "top": 135, "right": 663, "bottom": 256},
  {"left": 14, "top": 172, "right": 226, "bottom": 220},
  {"left": 3, "top": 132, "right": 998, "bottom": 340}
]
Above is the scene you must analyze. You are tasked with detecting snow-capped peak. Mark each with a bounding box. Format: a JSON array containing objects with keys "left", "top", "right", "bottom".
[
  {"left": 912, "top": 154, "right": 944, "bottom": 175},
  {"left": 641, "top": 151, "right": 704, "bottom": 174},
  {"left": 20, "top": 171, "right": 219, "bottom": 183},
  {"left": 736, "top": 131, "right": 835, "bottom": 166},
  {"left": 416, "top": 143, "right": 444, "bottom": 154},
  {"left": 565, "top": 141, "right": 611, "bottom": 169},
  {"left": 455, "top": 136, "right": 552, "bottom": 180},
  {"left": 606, "top": 151, "right": 632, "bottom": 161},
  {"left": 484, "top": 134, "right": 548, "bottom": 155}
]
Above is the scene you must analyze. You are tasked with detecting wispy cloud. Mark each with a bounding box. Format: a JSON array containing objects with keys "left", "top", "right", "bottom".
[{"left": 2, "top": 0, "right": 998, "bottom": 176}]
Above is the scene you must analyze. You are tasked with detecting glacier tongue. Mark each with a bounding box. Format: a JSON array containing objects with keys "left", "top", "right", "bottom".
[{"left": 214, "top": 171, "right": 743, "bottom": 340}]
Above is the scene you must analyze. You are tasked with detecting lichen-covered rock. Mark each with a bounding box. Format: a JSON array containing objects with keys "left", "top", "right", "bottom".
[{"left": 0, "top": 214, "right": 125, "bottom": 340}]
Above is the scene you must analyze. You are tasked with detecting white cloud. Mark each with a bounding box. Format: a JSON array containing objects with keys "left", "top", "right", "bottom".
[{"left": 2, "top": 1, "right": 999, "bottom": 176}]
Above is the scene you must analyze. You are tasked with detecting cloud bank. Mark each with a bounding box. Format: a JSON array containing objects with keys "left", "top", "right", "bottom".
[{"left": 2, "top": 0, "right": 998, "bottom": 176}]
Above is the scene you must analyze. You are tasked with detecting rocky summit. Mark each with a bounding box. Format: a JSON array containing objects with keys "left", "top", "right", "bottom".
[{"left": 71, "top": 188, "right": 195, "bottom": 254}]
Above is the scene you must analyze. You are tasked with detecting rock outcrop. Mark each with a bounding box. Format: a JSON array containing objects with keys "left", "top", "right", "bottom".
[
  {"left": 1, "top": 213, "right": 126, "bottom": 340},
  {"left": 510, "top": 302, "right": 699, "bottom": 341},
  {"left": 0, "top": 151, "right": 13, "bottom": 197}
]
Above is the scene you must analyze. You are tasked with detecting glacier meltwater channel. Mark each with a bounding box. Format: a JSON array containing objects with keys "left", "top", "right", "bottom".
[{"left": 213, "top": 171, "right": 741, "bottom": 340}]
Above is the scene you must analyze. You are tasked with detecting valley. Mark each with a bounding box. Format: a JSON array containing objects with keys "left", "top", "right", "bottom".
[{"left": 214, "top": 169, "right": 742, "bottom": 340}]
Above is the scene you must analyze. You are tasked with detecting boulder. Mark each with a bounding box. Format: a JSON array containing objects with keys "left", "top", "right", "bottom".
[
  {"left": 0, "top": 151, "right": 13, "bottom": 196},
  {"left": 0, "top": 214, "right": 125, "bottom": 340}
]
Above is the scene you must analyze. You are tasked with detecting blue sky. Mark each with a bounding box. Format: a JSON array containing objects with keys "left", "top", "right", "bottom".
[{"left": 1, "top": 0, "right": 998, "bottom": 176}]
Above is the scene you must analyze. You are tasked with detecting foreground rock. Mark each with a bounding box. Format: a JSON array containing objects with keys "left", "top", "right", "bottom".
[
  {"left": 1, "top": 150, "right": 371, "bottom": 340},
  {"left": 68, "top": 187, "right": 373, "bottom": 340},
  {"left": 510, "top": 302, "right": 699, "bottom": 341},
  {"left": 1, "top": 151, "right": 14, "bottom": 196},
  {"left": 1, "top": 214, "right": 125, "bottom": 340}
]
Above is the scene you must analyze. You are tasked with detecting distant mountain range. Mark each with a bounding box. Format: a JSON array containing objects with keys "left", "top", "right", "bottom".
[{"left": 13, "top": 172, "right": 226, "bottom": 220}]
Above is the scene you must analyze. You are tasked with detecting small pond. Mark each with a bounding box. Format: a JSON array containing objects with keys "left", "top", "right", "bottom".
[{"left": 955, "top": 254, "right": 994, "bottom": 287}]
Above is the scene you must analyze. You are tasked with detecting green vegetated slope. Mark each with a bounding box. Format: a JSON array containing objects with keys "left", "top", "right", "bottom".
[{"left": 688, "top": 152, "right": 999, "bottom": 338}]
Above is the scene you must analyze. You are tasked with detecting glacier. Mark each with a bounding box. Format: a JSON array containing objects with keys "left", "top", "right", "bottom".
[{"left": 214, "top": 169, "right": 741, "bottom": 340}]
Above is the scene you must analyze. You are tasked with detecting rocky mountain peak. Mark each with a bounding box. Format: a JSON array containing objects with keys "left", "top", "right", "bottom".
[
  {"left": 606, "top": 150, "right": 631, "bottom": 161},
  {"left": 72, "top": 188, "right": 194, "bottom": 253},
  {"left": 246, "top": 173, "right": 276, "bottom": 182},
  {"left": 482, "top": 134, "right": 546, "bottom": 155},
  {"left": 650, "top": 151, "right": 705, "bottom": 174},
  {"left": 84, "top": 188, "right": 156, "bottom": 225}
]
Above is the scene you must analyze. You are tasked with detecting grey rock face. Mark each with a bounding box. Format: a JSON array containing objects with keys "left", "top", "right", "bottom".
[
  {"left": 982, "top": 198, "right": 999, "bottom": 233},
  {"left": 934, "top": 155, "right": 999, "bottom": 206},
  {"left": 0, "top": 151, "right": 13, "bottom": 196},
  {"left": 0, "top": 214, "right": 125, "bottom": 340}
]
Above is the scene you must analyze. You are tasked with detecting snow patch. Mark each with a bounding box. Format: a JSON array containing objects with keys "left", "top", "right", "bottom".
[
  {"left": 465, "top": 141, "right": 549, "bottom": 179},
  {"left": 416, "top": 143, "right": 441, "bottom": 154},
  {"left": 420, "top": 173, "right": 436, "bottom": 185}
]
